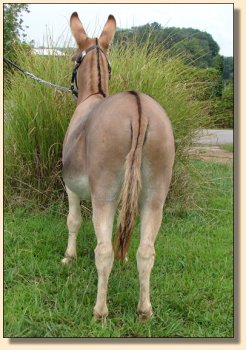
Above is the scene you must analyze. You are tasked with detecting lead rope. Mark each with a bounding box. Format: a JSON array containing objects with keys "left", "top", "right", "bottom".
[
  {"left": 4, "top": 43, "right": 111, "bottom": 99},
  {"left": 4, "top": 56, "right": 73, "bottom": 95}
]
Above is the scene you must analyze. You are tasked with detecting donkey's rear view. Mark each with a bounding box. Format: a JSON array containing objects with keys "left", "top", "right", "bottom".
[{"left": 62, "top": 12, "right": 175, "bottom": 320}]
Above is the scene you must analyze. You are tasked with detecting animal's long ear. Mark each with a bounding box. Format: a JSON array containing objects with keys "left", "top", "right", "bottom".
[
  {"left": 70, "top": 12, "right": 87, "bottom": 46},
  {"left": 99, "top": 15, "right": 116, "bottom": 50}
]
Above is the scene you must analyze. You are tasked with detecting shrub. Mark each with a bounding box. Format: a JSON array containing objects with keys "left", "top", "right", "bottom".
[
  {"left": 4, "top": 37, "right": 210, "bottom": 211},
  {"left": 203, "top": 82, "right": 233, "bottom": 129},
  {"left": 219, "top": 82, "right": 233, "bottom": 128}
]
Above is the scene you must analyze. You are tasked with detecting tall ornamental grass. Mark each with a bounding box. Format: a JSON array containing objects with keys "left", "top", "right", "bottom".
[{"left": 4, "top": 36, "right": 212, "bottom": 211}]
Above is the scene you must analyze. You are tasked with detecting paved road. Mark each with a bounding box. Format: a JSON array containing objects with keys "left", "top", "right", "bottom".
[{"left": 193, "top": 129, "right": 233, "bottom": 145}]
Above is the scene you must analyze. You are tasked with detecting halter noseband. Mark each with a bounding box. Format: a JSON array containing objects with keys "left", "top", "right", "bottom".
[{"left": 71, "top": 39, "right": 111, "bottom": 98}]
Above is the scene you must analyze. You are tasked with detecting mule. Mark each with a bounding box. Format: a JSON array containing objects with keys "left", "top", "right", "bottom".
[{"left": 62, "top": 12, "right": 175, "bottom": 320}]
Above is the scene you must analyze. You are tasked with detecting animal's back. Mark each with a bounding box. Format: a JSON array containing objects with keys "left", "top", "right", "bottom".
[
  {"left": 87, "top": 91, "right": 174, "bottom": 163},
  {"left": 86, "top": 91, "right": 174, "bottom": 156}
]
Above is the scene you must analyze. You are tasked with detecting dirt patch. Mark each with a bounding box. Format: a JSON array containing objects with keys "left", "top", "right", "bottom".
[{"left": 188, "top": 146, "right": 233, "bottom": 164}]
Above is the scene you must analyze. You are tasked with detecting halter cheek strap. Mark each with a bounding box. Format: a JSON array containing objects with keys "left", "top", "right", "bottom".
[{"left": 70, "top": 40, "right": 111, "bottom": 98}]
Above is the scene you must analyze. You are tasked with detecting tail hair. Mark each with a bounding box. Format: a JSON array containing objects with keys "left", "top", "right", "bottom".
[{"left": 114, "top": 91, "right": 147, "bottom": 260}]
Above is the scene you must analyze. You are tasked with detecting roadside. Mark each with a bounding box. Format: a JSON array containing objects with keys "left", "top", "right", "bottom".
[
  {"left": 188, "top": 145, "right": 233, "bottom": 164},
  {"left": 189, "top": 129, "right": 233, "bottom": 164},
  {"left": 193, "top": 129, "right": 233, "bottom": 145}
]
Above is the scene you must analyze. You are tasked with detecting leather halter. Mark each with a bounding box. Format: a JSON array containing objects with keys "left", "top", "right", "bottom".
[{"left": 70, "top": 39, "right": 111, "bottom": 98}]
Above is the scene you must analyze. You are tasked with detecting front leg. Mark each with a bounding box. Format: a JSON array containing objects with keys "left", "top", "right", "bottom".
[{"left": 62, "top": 187, "right": 81, "bottom": 264}]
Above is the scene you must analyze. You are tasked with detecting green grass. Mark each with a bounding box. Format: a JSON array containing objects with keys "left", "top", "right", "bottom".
[
  {"left": 4, "top": 159, "right": 233, "bottom": 338},
  {"left": 220, "top": 144, "right": 233, "bottom": 153}
]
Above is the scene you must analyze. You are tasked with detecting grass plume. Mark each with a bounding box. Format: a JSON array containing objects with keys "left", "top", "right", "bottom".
[{"left": 4, "top": 34, "right": 211, "bottom": 211}]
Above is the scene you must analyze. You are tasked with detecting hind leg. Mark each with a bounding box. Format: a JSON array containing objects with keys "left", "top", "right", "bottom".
[
  {"left": 137, "top": 198, "right": 164, "bottom": 319},
  {"left": 92, "top": 199, "right": 116, "bottom": 319},
  {"left": 62, "top": 187, "right": 82, "bottom": 264}
]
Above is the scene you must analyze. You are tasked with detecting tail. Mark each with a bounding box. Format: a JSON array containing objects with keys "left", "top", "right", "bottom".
[{"left": 114, "top": 91, "right": 148, "bottom": 260}]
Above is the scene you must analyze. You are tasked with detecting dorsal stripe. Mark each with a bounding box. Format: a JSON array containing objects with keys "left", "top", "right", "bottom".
[{"left": 96, "top": 38, "right": 106, "bottom": 97}]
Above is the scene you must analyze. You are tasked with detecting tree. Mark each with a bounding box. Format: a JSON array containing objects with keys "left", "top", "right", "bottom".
[
  {"left": 223, "top": 57, "right": 233, "bottom": 82},
  {"left": 114, "top": 24, "right": 220, "bottom": 69},
  {"left": 4, "top": 4, "right": 30, "bottom": 59},
  {"left": 211, "top": 54, "right": 224, "bottom": 97}
]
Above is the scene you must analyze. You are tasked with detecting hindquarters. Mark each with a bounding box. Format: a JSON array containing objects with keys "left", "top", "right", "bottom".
[
  {"left": 86, "top": 92, "right": 175, "bottom": 259},
  {"left": 140, "top": 93, "right": 175, "bottom": 207}
]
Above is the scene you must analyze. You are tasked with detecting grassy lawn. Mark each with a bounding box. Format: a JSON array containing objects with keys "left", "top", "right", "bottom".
[{"left": 4, "top": 159, "right": 233, "bottom": 338}]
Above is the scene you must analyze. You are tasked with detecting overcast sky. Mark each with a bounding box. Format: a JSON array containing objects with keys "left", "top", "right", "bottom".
[{"left": 21, "top": 3, "right": 233, "bottom": 56}]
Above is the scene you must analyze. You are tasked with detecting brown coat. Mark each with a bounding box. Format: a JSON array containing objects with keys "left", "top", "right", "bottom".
[{"left": 62, "top": 12, "right": 175, "bottom": 319}]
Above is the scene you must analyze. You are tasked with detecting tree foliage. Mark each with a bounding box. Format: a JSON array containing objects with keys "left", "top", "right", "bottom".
[
  {"left": 4, "top": 3, "right": 30, "bottom": 60},
  {"left": 115, "top": 23, "right": 220, "bottom": 69},
  {"left": 223, "top": 56, "right": 233, "bottom": 82}
]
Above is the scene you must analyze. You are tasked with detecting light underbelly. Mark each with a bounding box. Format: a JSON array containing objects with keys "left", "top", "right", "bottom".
[{"left": 65, "top": 175, "right": 91, "bottom": 200}]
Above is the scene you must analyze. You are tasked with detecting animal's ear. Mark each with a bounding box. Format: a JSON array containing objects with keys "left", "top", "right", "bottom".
[
  {"left": 70, "top": 12, "right": 87, "bottom": 46},
  {"left": 99, "top": 15, "right": 116, "bottom": 50}
]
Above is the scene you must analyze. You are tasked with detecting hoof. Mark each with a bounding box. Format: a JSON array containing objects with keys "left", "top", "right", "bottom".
[
  {"left": 137, "top": 306, "right": 153, "bottom": 321},
  {"left": 61, "top": 255, "right": 75, "bottom": 265},
  {"left": 93, "top": 307, "right": 108, "bottom": 321}
]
